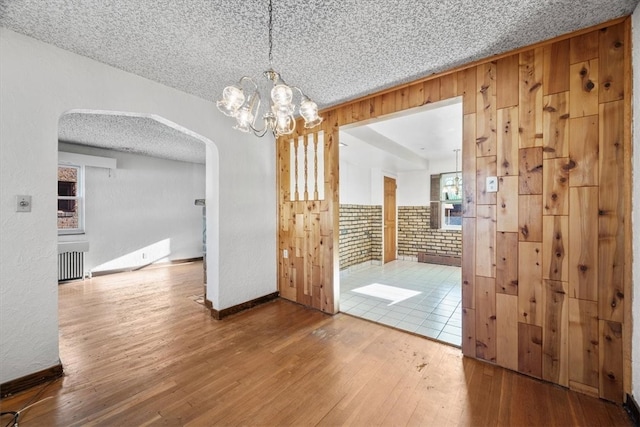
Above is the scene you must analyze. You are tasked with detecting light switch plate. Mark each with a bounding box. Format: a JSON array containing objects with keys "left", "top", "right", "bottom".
[
  {"left": 16, "top": 195, "right": 32, "bottom": 212},
  {"left": 486, "top": 176, "right": 498, "bottom": 193},
  {"left": 283, "top": 249, "right": 289, "bottom": 259}
]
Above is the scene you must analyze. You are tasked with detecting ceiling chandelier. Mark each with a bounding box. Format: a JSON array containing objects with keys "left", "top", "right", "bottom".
[{"left": 216, "top": 0, "right": 323, "bottom": 138}]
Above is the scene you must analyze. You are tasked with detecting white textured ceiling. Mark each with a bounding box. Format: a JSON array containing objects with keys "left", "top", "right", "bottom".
[{"left": 2, "top": 0, "right": 637, "bottom": 165}]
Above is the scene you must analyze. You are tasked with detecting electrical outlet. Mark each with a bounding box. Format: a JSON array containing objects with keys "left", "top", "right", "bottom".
[
  {"left": 16, "top": 195, "right": 32, "bottom": 212},
  {"left": 486, "top": 176, "right": 498, "bottom": 193},
  {"left": 283, "top": 249, "right": 288, "bottom": 259}
]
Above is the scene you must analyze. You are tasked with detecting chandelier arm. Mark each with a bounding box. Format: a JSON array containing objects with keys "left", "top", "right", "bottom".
[{"left": 238, "top": 76, "right": 258, "bottom": 90}]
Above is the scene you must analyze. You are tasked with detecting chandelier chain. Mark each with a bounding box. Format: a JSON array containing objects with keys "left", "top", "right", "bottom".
[{"left": 268, "top": 0, "right": 273, "bottom": 66}]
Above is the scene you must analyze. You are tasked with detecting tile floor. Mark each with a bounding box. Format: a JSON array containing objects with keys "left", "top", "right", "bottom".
[{"left": 339, "top": 260, "right": 462, "bottom": 346}]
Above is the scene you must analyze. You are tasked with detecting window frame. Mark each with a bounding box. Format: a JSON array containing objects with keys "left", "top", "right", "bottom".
[
  {"left": 57, "top": 163, "right": 85, "bottom": 235},
  {"left": 439, "top": 172, "right": 462, "bottom": 231}
]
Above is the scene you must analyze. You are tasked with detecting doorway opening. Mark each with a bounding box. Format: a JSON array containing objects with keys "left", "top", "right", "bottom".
[{"left": 338, "top": 97, "right": 463, "bottom": 346}]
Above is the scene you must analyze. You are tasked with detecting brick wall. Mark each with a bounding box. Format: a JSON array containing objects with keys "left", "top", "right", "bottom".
[
  {"left": 339, "top": 204, "right": 382, "bottom": 269},
  {"left": 398, "top": 206, "right": 461, "bottom": 258}
]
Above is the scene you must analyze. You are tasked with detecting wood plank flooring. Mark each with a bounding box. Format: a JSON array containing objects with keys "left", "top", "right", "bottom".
[{"left": 0, "top": 262, "right": 631, "bottom": 426}]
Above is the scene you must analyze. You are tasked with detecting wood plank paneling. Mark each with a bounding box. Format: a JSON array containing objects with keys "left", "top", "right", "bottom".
[
  {"left": 458, "top": 68, "right": 477, "bottom": 114},
  {"left": 497, "top": 176, "right": 518, "bottom": 232},
  {"left": 519, "top": 49, "right": 543, "bottom": 148},
  {"left": 440, "top": 72, "right": 458, "bottom": 100},
  {"left": 518, "top": 241, "right": 543, "bottom": 326},
  {"left": 476, "top": 62, "right": 497, "bottom": 157},
  {"left": 570, "top": 60, "right": 599, "bottom": 117},
  {"left": 599, "top": 23, "right": 625, "bottom": 103},
  {"left": 518, "top": 323, "right": 543, "bottom": 378},
  {"left": 543, "top": 39, "right": 570, "bottom": 95},
  {"left": 570, "top": 30, "right": 599, "bottom": 64},
  {"left": 518, "top": 195, "right": 542, "bottom": 242},
  {"left": 599, "top": 320, "right": 623, "bottom": 402},
  {"left": 569, "top": 187, "right": 598, "bottom": 301},
  {"left": 497, "top": 294, "right": 518, "bottom": 371},
  {"left": 496, "top": 232, "right": 518, "bottom": 295},
  {"left": 543, "top": 158, "right": 570, "bottom": 216},
  {"left": 497, "top": 107, "right": 519, "bottom": 176},
  {"left": 542, "top": 92, "right": 570, "bottom": 159},
  {"left": 476, "top": 205, "right": 496, "bottom": 278},
  {"left": 598, "top": 100, "right": 624, "bottom": 323},
  {"left": 542, "top": 216, "right": 568, "bottom": 282},
  {"left": 496, "top": 54, "right": 519, "bottom": 108},
  {"left": 569, "top": 299, "right": 599, "bottom": 388},
  {"left": 543, "top": 280, "right": 569, "bottom": 386},
  {"left": 476, "top": 156, "right": 497, "bottom": 205},
  {"left": 519, "top": 147, "right": 543, "bottom": 195},
  {"left": 463, "top": 114, "right": 477, "bottom": 217},
  {"left": 476, "top": 276, "right": 497, "bottom": 362},
  {"left": 462, "top": 307, "right": 476, "bottom": 357},
  {"left": 569, "top": 116, "right": 599, "bottom": 187},
  {"left": 462, "top": 217, "right": 476, "bottom": 309}
]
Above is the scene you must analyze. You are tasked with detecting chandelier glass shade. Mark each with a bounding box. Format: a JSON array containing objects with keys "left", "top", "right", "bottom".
[
  {"left": 442, "top": 148, "right": 462, "bottom": 199},
  {"left": 216, "top": 0, "right": 323, "bottom": 138}
]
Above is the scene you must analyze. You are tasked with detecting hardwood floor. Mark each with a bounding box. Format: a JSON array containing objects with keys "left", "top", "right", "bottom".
[{"left": 0, "top": 262, "right": 631, "bottom": 426}]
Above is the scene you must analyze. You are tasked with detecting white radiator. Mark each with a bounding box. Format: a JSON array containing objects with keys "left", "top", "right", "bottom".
[{"left": 58, "top": 251, "right": 84, "bottom": 281}]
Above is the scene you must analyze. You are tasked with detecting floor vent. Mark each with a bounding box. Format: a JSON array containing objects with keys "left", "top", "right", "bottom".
[{"left": 58, "top": 251, "right": 84, "bottom": 281}]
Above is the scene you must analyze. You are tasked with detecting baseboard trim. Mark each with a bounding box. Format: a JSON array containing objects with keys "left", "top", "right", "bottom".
[
  {"left": 91, "top": 257, "right": 204, "bottom": 277},
  {"left": 0, "top": 363, "right": 63, "bottom": 398},
  {"left": 210, "top": 292, "right": 280, "bottom": 320},
  {"left": 417, "top": 252, "right": 462, "bottom": 267},
  {"left": 625, "top": 394, "right": 640, "bottom": 427}
]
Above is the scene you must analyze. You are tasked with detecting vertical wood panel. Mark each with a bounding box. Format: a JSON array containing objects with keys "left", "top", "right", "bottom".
[
  {"left": 569, "top": 116, "right": 599, "bottom": 187},
  {"left": 462, "top": 217, "right": 476, "bottom": 309},
  {"left": 463, "top": 113, "right": 477, "bottom": 217},
  {"left": 476, "top": 206, "right": 496, "bottom": 278},
  {"left": 518, "top": 195, "right": 542, "bottom": 242},
  {"left": 542, "top": 216, "right": 568, "bottom": 282},
  {"left": 599, "top": 23, "right": 625, "bottom": 103},
  {"left": 497, "top": 294, "right": 519, "bottom": 371},
  {"left": 599, "top": 320, "right": 623, "bottom": 402},
  {"left": 543, "top": 280, "right": 569, "bottom": 386},
  {"left": 439, "top": 72, "right": 458, "bottom": 100},
  {"left": 497, "top": 176, "right": 518, "bottom": 232},
  {"left": 476, "top": 62, "right": 497, "bottom": 157},
  {"left": 570, "top": 60, "right": 599, "bottom": 117},
  {"left": 570, "top": 30, "right": 599, "bottom": 64},
  {"left": 542, "top": 158, "right": 570, "bottom": 216},
  {"left": 476, "top": 156, "right": 497, "bottom": 205},
  {"left": 519, "top": 49, "right": 543, "bottom": 148},
  {"left": 424, "top": 79, "right": 441, "bottom": 105},
  {"left": 543, "top": 92, "right": 570, "bottom": 159},
  {"left": 569, "top": 187, "right": 598, "bottom": 301},
  {"left": 519, "top": 147, "right": 543, "bottom": 195},
  {"left": 598, "top": 100, "right": 624, "bottom": 323},
  {"left": 496, "top": 54, "right": 519, "bottom": 108},
  {"left": 497, "top": 106, "right": 519, "bottom": 176},
  {"left": 518, "top": 323, "right": 543, "bottom": 378},
  {"left": 476, "top": 276, "right": 497, "bottom": 362},
  {"left": 569, "top": 298, "right": 599, "bottom": 388},
  {"left": 496, "top": 232, "right": 518, "bottom": 295},
  {"left": 543, "top": 39, "right": 570, "bottom": 95},
  {"left": 458, "top": 68, "right": 477, "bottom": 114},
  {"left": 462, "top": 307, "right": 476, "bottom": 357},
  {"left": 518, "top": 241, "right": 543, "bottom": 326}
]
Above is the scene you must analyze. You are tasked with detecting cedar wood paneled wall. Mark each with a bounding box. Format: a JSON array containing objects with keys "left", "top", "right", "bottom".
[{"left": 276, "top": 17, "right": 631, "bottom": 402}]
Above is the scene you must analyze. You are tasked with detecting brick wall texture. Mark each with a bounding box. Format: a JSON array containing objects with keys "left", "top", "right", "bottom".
[
  {"left": 398, "top": 206, "right": 461, "bottom": 257},
  {"left": 339, "top": 204, "right": 382, "bottom": 269}
]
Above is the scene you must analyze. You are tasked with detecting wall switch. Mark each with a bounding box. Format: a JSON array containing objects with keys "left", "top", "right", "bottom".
[
  {"left": 283, "top": 249, "right": 289, "bottom": 259},
  {"left": 16, "top": 195, "right": 32, "bottom": 212},
  {"left": 486, "top": 176, "right": 498, "bottom": 193}
]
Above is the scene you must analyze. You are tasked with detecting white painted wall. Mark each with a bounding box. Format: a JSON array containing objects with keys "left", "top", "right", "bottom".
[
  {"left": 58, "top": 143, "right": 205, "bottom": 274},
  {"left": 0, "top": 28, "right": 276, "bottom": 384},
  {"left": 339, "top": 160, "right": 373, "bottom": 204},
  {"left": 631, "top": 4, "right": 640, "bottom": 405}
]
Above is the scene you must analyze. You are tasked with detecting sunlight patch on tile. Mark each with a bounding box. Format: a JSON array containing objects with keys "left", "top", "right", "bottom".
[{"left": 351, "top": 283, "right": 421, "bottom": 306}]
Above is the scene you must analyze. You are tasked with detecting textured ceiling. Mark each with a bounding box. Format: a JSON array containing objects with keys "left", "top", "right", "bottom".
[
  {"left": 59, "top": 111, "right": 206, "bottom": 164},
  {"left": 2, "top": 0, "right": 638, "bottom": 166}
]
